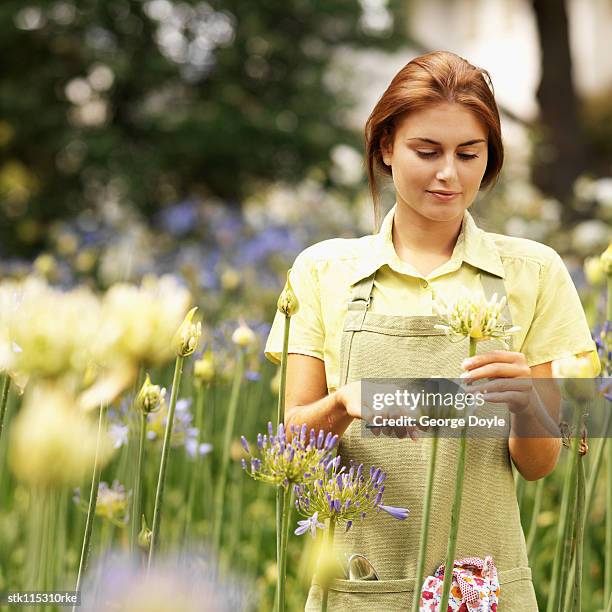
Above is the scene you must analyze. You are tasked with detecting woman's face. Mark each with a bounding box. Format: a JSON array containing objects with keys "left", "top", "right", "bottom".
[{"left": 381, "top": 102, "right": 489, "bottom": 223}]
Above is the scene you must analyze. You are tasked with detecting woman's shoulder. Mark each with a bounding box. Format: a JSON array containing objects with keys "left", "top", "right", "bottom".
[
  {"left": 482, "top": 229, "right": 562, "bottom": 268},
  {"left": 292, "top": 234, "right": 378, "bottom": 270}
]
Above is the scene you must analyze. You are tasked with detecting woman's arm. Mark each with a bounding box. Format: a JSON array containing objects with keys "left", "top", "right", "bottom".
[
  {"left": 283, "top": 354, "right": 354, "bottom": 440},
  {"left": 507, "top": 361, "right": 562, "bottom": 481}
]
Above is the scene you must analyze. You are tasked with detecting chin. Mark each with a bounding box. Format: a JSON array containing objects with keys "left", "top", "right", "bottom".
[{"left": 420, "top": 204, "right": 464, "bottom": 221}]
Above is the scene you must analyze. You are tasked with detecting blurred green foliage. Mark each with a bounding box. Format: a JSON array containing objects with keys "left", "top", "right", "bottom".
[{"left": 0, "top": 0, "right": 408, "bottom": 256}]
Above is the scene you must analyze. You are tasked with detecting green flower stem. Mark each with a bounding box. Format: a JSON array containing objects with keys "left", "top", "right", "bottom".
[
  {"left": 277, "top": 485, "right": 294, "bottom": 612},
  {"left": 226, "top": 461, "right": 246, "bottom": 572},
  {"left": 320, "top": 517, "right": 337, "bottom": 612},
  {"left": 184, "top": 382, "right": 206, "bottom": 541},
  {"left": 37, "top": 488, "right": 51, "bottom": 592},
  {"left": 25, "top": 487, "right": 42, "bottom": 588},
  {"left": 606, "top": 588, "right": 612, "bottom": 612},
  {"left": 40, "top": 490, "right": 61, "bottom": 612},
  {"left": 558, "top": 408, "right": 584, "bottom": 612},
  {"left": 547, "top": 403, "right": 582, "bottom": 612},
  {"left": 606, "top": 440, "right": 612, "bottom": 604},
  {"left": 213, "top": 348, "right": 245, "bottom": 553},
  {"left": 0, "top": 373, "right": 10, "bottom": 444},
  {"left": 130, "top": 411, "right": 147, "bottom": 552},
  {"left": 148, "top": 355, "right": 185, "bottom": 567},
  {"left": 585, "top": 411, "right": 611, "bottom": 518},
  {"left": 412, "top": 430, "right": 439, "bottom": 612},
  {"left": 439, "top": 337, "right": 477, "bottom": 612},
  {"left": 565, "top": 413, "right": 612, "bottom": 609},
  {"left": 55, "top": 488, "right": 68, "bottom": 588},
  {"left": 565, "top": 457, "right": 586, "bottom": 612},
  {"left": 275, "top": 315, "right": 291, "bottom": 606},
  {"left": 203, "top": 384, "right": 214, "bottom": 533},
  {"left": 73, "top": 404, "right": 107, "bottom": 612},
  {"left": 526, "top": 478, "right": 544, "bottom": 558},
  {"left": 439, "top": 420, "right": 468, "bottom": 611},
  {"left": 275, "top": 486, "right": 284, "bottom": 610},
  {"left": 277, "top": 314, "right": 290, "bottom": 426}
]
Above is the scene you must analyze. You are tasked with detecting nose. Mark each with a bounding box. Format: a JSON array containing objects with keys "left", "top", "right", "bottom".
[{"left": 435, "top": 154, "right": 459, "bottom": 183}]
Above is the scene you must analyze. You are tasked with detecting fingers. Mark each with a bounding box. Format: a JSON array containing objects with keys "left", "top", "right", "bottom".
[
  {"left": 468, "top": 378, "right": 533, "bottom": 394},
  {"left": 462, "top": 350, "right": 527, "bottom": 369},
  {"left": 461, "top": 363, "right": 531, "bottom": 382}
]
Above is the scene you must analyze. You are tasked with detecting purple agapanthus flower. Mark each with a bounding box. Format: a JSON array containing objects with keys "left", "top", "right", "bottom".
[
  {"left": 293, "top": 458, "right": 409, "bottom": 533},
  {"left": 240, "top": 422, "right": 338, "bottom": 489},
  {"left": 378, "top": 504, "right": 410, "bottom": 520},
  {"left": 295, "top": 511, "right": 326, "bottom": 537}
]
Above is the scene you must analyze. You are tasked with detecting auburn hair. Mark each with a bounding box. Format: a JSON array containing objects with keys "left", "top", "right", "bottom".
[{"left": 364, "top": 51, "right": 504, "bottom": 230}]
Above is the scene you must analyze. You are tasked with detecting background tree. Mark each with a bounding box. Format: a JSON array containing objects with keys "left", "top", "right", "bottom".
[
  {"left": 0, "top": 0, "right": 408, "bottom": 257},
  {"left": 531, "top": 0, "right": 596, "bottom": 223}
]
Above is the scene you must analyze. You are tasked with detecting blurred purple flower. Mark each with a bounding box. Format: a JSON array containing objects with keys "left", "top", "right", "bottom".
[
  {"left": 108, "top": 423, "right": 129, "bottom": 449},
  {"left": 155, "top": 200, "right": 200, "bottom": 236},
  {"left": 80, "top": 551, "right": 252, "bottom": 611}
]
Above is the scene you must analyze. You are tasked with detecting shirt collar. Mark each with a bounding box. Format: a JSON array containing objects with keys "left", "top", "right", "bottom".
[{"left": 351, "top": 203, "right": 506, "bottom": 285}]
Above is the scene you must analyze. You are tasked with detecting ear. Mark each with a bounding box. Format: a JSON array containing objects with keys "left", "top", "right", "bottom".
[{"left": 380, "top": 126, "right": 393, "bottom": 166}]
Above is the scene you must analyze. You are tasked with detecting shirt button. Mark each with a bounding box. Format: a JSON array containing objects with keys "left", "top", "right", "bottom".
[{"left": 420, "top": 279, "right": 429, "bottom": 289}]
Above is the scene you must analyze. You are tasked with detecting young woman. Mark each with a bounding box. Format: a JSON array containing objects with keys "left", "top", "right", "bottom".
[{"left": 265, "top": 51, "right": 599, "bottom": 610}]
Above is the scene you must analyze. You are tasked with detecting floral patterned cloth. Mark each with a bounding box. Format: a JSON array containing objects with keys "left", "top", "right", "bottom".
[{"left": 419, "top": 556, "right": 500, "bottom": 611}]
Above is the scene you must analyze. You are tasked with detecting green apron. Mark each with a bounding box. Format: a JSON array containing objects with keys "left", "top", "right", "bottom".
[{"left": 305, "top": 267, "right": 539, "bottom": 611}]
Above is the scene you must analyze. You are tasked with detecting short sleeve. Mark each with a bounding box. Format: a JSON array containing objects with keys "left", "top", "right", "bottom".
[
  {"left": 520, "top": 250, "right": 600, "bottom": 375},
  {"left": 264, "top": 251, "right": 325, "bottom": 365}
]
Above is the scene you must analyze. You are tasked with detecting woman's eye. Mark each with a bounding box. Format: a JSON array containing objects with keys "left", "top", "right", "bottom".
[{"left": 416, "top": 151, "right": 478, "bottom": 160}]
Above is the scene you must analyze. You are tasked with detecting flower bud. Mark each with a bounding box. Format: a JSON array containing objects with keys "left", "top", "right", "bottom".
[
  {"left": 220, "top": 267, "right": 241, "bottom": 291},
  {"left": 138, "top": 514, "right": 152, "bottom": 551},
  {"left": 173, "top": 307, "right": 202, "bottom": 357},
  {"left": 232, "top": 320, "right": 256, "bottom": 347},
  {"left": 601, "top": 243, "right": 612, "bottom": 276},
  {"left": 33, "top": 253, "right": 59, "bottom": 281},
  {"left": 193, "top": 350, "right": 215, "bottom": 383},
  {"left": 552, "top": 355, "right": 595, "bottom": 401},
  {"left": 277, "top": 269, "right": 299, "bottom": 316},
  {"left": 135, "top": 373, "right": 166, "bottom": 414},
  {"left": 584, "top": 256, "right": 604, "bottom": 286}
]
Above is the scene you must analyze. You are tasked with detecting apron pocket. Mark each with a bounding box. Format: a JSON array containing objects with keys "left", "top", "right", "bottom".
[
  {"left": 305, "top": 568, "right": 536, "bottom": 612},
  {"left": 305, "top": 577, "right": 414, "bottom": 612}
]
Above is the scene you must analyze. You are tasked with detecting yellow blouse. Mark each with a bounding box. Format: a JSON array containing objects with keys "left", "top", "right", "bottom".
[{"left": 265, "top": 204, "right": 600, "bottom": 392}]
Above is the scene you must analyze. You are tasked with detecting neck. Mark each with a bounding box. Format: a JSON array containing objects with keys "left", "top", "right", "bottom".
[{"left": 391, "top": 201, "right": 465, "bottom": 260}]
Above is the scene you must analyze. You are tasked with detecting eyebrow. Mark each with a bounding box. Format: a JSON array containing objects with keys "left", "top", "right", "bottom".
[{"left": 408, "top": 137, "right": 486, "bottom": 146}]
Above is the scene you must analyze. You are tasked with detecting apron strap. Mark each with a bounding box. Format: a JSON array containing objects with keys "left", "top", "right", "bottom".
[
  {"left": 347, "top": 272, "right": 376, "bottom": 331},
  {"left": 479, "top": 272, "right": 512, "bottom": 324}
]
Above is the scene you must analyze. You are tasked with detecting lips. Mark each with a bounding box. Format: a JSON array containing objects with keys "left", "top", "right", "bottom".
[{"left": 426, "top": 191, "right": 461, "bottom": 201}]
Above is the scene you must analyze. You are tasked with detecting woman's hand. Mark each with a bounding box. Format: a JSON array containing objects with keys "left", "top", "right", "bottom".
[
  {"left": 335, "top": 380, "right": 421, "bottom": 441},
  {"left": 461, "top": 350, "right": 536, "bottom": 416}
]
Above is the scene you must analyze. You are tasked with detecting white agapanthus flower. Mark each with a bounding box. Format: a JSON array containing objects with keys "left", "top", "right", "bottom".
[
  {"left": 432, "top": 288, "right": 521, "bottom": 348},
  {"left": 99, "top": 275, "right": 192, "bottom": 366}
]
